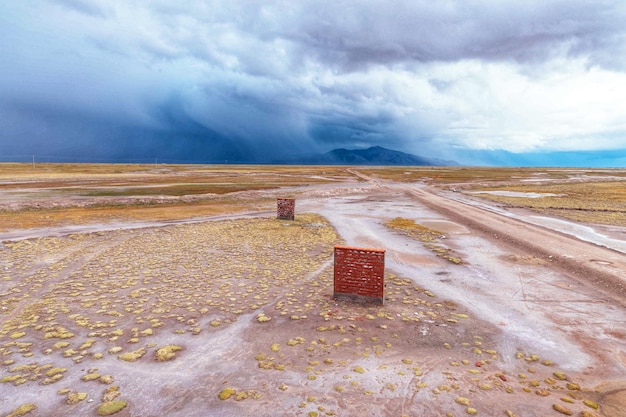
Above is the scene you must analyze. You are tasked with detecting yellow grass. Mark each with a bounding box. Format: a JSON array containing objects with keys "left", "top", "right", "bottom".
[
  {"left": 3, "top": 163, "right": 626, "bottom": 229},
  {"left": 0, "top": 195, "right": 600, "bottom": 416},
  {"left": 469, "top": 181, "right": 626, "bottom": 226},
  {"left": 357, "top": 166, "right": 626, "bottom": 185},
  {"left": 0, "top": 163, "right": 356, "bottom": 231},
  {"left": 0, "top": 200, "right": 271, "bottom": 231},
  {"left": 356, "top": 165, "right": 626, "bottom": 226},
  {"left": 385, "top": 217, "right": 463, "bottom": 264}
]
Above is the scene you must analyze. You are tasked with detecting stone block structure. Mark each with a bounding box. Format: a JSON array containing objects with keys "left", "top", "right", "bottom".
[
  {"left": 276, "top": 198, "right": 295, "bottom": 220},
  {"left": 333, "top": 245, "right": 385, "bottom": 304}
]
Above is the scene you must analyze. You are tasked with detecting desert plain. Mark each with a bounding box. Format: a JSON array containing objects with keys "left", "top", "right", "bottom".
[{"left": 0, "top": 164, "right": 625, "bottom": 417}]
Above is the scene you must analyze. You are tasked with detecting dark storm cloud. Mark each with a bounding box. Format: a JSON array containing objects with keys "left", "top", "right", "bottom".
[
  {"left": 1, "top": 1, "right": 626, "bottom": 165},
  {"left": 52, "top": 0, "right": 107, "bottom": 17},
  {"left": 263, "top": 1, "right": 626, "bottom": 70}
]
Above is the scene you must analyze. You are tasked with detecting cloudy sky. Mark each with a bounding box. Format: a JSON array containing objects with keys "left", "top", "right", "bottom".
[{"left": 1, "top": 0, "right": 626, "bottom": 166}]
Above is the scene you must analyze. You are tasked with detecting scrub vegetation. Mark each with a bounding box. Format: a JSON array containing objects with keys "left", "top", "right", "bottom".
[
  {"left": 0, "top": 213, "right": 341, "bottom": 415},
  {"left": 0, "top": 163, "right": 621, "bottom": 416},
  {"left": 385, "top": 217, "right": 463, "bottom": 264},
  {"left": 2, "top": 163, "right": 625, "bottom": 230},
  {"left": 355, "top": 166, "right": 626, "bottom": 226},
  {"left": 0, "top": 213, "right": 603, "bottom": 417},
  {"left": 467, "top": 181, "right": 626, "bottom": 226},
  {"left": 0, "top": 163, "right": 352, "bottom": 231},
  {"left": 356, "top": 166, "right": 626, "bottom": 185}
]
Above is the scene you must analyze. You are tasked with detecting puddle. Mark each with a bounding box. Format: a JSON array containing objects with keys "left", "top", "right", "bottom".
[
  {"left": 529, "top": 216, "right": 626, "bottom": 254},
  {"left": 468, "top": 191, "right": 564, "bottom": 198},
  {"left": 420, "top": 219, "right": 469, "bottom": 234}
]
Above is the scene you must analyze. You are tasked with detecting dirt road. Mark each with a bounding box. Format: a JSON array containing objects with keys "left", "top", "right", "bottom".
[
  {"left": 301, "top": 174, "right": 626, "bottom": 416},
  {"left": 405, "top": 184, "right": 626, "bottom": 305}
]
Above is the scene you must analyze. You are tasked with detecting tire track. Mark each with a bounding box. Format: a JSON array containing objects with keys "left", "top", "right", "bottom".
[{"left": 401, "top": 185, "right": 626, "bottom": 307}]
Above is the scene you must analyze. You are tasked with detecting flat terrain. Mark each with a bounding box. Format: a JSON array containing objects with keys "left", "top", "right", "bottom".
[{"left": 1, "top": 164, "right": 625, "bottom": 417}]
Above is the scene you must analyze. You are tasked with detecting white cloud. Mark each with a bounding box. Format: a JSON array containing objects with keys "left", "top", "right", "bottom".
[{"left": 426, "top": 58, "right": 626, "bottom": 152}]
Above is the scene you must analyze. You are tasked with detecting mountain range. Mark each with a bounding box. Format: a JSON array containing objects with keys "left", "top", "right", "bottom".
[{"left": 275, "top": 146, "right": 457, "bottom": 166}]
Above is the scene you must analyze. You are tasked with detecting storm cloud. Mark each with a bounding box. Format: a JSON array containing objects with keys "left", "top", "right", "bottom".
[{"left": 1, "top": 0, "right": 626, "bottom": 165}]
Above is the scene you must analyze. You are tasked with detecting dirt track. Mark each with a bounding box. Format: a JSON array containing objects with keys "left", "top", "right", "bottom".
[
  {"left": 1, "top": 170, "right": 625, "bottom": 417},
  {"left": 404, "top": 185, "right": 626, "bottom": 306}
]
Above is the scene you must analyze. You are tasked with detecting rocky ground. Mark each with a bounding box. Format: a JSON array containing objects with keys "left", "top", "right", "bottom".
[{"left": 1, "top": 170, "right": 625, "bottom": 417}]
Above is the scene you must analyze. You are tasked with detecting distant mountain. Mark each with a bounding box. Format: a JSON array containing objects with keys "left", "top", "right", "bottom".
[{"left": 275, "top": 146, "right": 457, "bottom": 166}]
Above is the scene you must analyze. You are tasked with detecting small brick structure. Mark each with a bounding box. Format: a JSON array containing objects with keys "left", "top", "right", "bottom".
[
  {"left": 333, "top": 245, "right": 385, "bottom": 304},
  {"left": 276, "top": 198, "right": 295, "bottom": 220}
]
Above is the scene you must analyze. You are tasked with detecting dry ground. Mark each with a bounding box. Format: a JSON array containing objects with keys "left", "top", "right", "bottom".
[{"left": 0, "top": 164, "right": 625, "bottom": 417}]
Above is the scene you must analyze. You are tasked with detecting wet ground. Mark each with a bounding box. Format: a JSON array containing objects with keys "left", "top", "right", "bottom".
[{"left": 1, "top": 174, "right": 625, "bottom": 417}]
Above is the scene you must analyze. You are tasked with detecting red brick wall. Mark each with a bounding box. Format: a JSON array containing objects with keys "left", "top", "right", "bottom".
[
  {"left": 333, "top": 245, "right": 385, "bottom": 304},
  {"left": 277, "top": 198, "right": 295, "bottom": 220}
]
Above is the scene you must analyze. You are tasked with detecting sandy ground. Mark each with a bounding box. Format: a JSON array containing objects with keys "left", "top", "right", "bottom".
[{"left": 1, "top": 172, "right": 625, "bottom": 417}]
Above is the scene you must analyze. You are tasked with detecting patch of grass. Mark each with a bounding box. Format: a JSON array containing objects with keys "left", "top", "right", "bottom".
[
  {"left": 469, "top": 181, "right": 626, "bottom": 226},
  {"left": 118, "top": 348, "right": 146, "bottom": 362},
  {"left": 0, "top": 163, "right": 356, "bottom": 230},
  {"left": 5, "top": 403, "right": 36, "bottom": 417},
  {"left": 386, "top": 217, "right": 464, "bottom": 264},
  {"left": 97, "top": 400, "right": 128, "bottom": 416},
  {"left": 356, "top": 166, "right": 626, "bottom": 185},
  {"left": 45, "top": 367, "right": 67, "bottom": 377},
  {"left": 66, "top": 391, "right": 88, "bottom": 405},
  {"left": 356, "top": 166, "right": 566, "bottom": 184},
  {"left": 385, "top": 217, "right": 442, "bottom": 241},
  {"left": 218, "top": 387, "right": 237, "bottom": 400},
  {"left": 155, "top": 345, "right": 182, "bottom": 361},
  {"left": 79, "top": 183, "right": 280, "bottom": 197},
  {"left": 0, "top": 199, "right": 270, "bottom": 230}
]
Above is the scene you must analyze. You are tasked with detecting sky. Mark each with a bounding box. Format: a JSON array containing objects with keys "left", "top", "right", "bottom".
[{"left": 1, "top": 0, "right": 626, "bottom": 166}]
